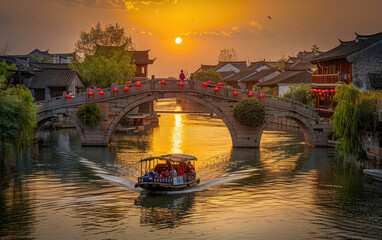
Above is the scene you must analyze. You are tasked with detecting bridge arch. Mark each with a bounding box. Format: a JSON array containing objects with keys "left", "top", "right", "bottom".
[
  {"left": 103, "top": 92, "right": 238, "bottom": 146},
  {"left": 254, "top": 111, "right": 318, "bottom": 147},
  {"left": 35, "top": 113, "right": 86, "bottom": 143}
]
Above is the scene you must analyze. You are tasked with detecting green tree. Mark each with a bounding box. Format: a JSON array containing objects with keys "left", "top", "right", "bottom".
[
  {"left": 283, "top": 84, "right": 314, "bottom": 105},
  {"left": 233, "top": 98, "right": 265, "bottom": 127},
  {"left": 76, "top": 103, "right": 101, "bottom": 128},
  {"left": 332, "top": 83, "right": 377, "bottom": 158},
  {"left": 0, "top": 79, "right": 37, "bottom": 157},
  {"left": 74, "top": 22, "right": 134, "bottom": 60},
  {"left": 29, "top": 53, "right": 53, "bottom": 63},
  {"left": 0, "top": 60, "right": 17, "bottom": 80},
  {"left": 70, "top": 23, "right": 136, "bottom": 88},
  {"left": 193, "top": 69, "right": 222, "bottom": 83}
]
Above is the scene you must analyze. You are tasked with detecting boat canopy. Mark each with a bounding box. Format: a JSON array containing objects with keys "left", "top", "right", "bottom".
[{"left": 139, "top": 154, "right": 197, "bottom": 163}]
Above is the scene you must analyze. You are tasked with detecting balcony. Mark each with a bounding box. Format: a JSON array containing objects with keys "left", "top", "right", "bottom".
[{"left": 312, "top": 74, "right": 351, "bottom": 84}]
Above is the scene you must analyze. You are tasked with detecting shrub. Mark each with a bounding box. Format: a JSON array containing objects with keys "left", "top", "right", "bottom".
[
  {"left": 233, "top": 98, "right": 265, "bottom": 127},
  {"left": 76, "top": 103, "right": 101, "bottom": 127}
]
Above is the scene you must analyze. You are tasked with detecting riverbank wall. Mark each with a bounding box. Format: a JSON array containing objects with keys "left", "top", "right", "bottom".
[{"left": 362, "top": 132, "right": 382, "bottom": 163}]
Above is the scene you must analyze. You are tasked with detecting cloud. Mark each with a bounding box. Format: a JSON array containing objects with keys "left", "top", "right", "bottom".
[
  {"left": 249, "top": 20, "right": 263, "bottom": 31},
  {"left": 49, "top": 0, "right": 177, "bottom": 10}
]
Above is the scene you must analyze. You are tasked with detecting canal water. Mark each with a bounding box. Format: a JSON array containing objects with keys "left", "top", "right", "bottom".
[{"left": 1, "top": 112, "right": 382, "bottom": 239}]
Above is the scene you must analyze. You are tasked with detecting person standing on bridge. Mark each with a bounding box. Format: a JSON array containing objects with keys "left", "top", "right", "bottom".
[{"left": 179, "top": 70, "right": 186, "bottom": 81}]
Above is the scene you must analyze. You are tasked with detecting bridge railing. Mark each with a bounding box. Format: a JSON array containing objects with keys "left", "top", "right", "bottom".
[{"left": 37, "top": 79, "right": 317, "bottom": 118}]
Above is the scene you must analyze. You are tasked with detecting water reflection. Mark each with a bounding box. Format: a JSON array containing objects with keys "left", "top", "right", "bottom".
[
  {"left": 2, "top": 112, "right": 382, "bottom": 239},
  {"left": 135, "top": 193, "right": 195, "bottom": 229},
  {"left": 171, "top": 114, "right": 183, "bottom": 153}
]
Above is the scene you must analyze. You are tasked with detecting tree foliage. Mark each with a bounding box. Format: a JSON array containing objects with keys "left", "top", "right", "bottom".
[
  {"left": 0, "top": 60, "right": 17, "bottom": 80},
  {"left": 333, "top": 83, "right": 377, "bottom": 158},
  {"left": 74, "top": 22, "right": 134, "bottom": 60},
  {"left": 283, "top": 84, "right": 315, "bottom": 105},
  {"left": 0, "top": 77, "right": 38, "bottom": 157},
  {"left": 70, "top": 23, "right": 136, "bottom": 88},
  {"left": 76, "top": 103, "right": 101, "bottom": 128},
  {"left": 218, "top": 48, "right": 238, "bottom": 62},
  {"left": 193, "top": 69, "right": 222, "bottom": 83},
  {"left": 233, "top": 98, "right": 265, "bottom": 127}
]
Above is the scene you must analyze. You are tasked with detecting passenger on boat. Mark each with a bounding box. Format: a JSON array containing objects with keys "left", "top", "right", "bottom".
[
  {"left": 187, "top": 161, "right": 195, "bottom": 172},
  {"left": 181, "top": 160, "right": 187, "bottom": 174},
  {"left": 159, "top": 168, "right": 165, "bottom": 177},
  {"left": 143, "top": 173, "right": 151, "bottom": 182},
  {"left": 165, "top": 169, "right": 170, "bottom": 177},
  {"left": 171, "top": 168, "right": 178, "bottom": 177},
  {"left": 178, "top": 165, "right": 184, "bottom": 175}
]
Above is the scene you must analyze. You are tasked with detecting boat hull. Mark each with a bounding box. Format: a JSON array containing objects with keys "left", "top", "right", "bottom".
[{"left": 135, "top": 178, "right": 200, "bottom": 192}]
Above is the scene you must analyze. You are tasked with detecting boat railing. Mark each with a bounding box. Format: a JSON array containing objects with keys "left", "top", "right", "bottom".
[{"left": 138, "top": 173, "right": 195, "bottom": 184}]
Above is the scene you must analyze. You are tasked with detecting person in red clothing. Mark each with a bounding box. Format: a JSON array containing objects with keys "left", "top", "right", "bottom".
[
  {"left": 187, "top": 161, "right": 195, "bottom": 172},
  {"left": 179, "top": 70, "right": 186, "bottom": 81},
  {"left": 178, "top": 165, "right": 184, "bottom": 175}
]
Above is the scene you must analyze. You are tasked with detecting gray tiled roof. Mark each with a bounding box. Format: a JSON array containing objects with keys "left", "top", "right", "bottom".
[
  {"left": 240, "top": 69, "right": 279, "bottom": 83},
  {"left": 29, "top": 69, "right": 84, "bottom": 89},
  {"left": 312, "top": 32, "right": 382, "bottom": 62},
  {"left": 258, "top": 70, "right": 311, "bottom": 87}
]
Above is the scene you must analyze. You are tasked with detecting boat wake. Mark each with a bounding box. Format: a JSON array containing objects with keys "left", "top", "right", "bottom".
[{"left": 78, "top": 157, "right": 258, "bottom": 195}]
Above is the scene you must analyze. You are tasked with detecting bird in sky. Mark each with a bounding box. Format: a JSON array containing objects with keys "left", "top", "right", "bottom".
[{"left": 268, "top": 15, "right": 272, "bottom": 20}]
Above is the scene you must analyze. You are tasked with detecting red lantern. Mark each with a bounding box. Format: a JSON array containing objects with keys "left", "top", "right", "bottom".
[
  {"left": 66, "top": 94, "right": 72, "bottom": 100},
  {"left": 113, "top": 88, "right": 119, "bottom": 95},
  {"left": 333, "top": 89, "right": 337, "bottom": 93},
  {"left": 259, "top": 94, "right": 265, "bottom": 99},
  {"left": 248, "top": 92, "right": 254, "bottom": 98},
  {"left": 160, "top": 80, "right": 167, "bottom": 86},
  {"left": 246, "top": 89, "right": 249, "bottom": 92},
  {"left": 89, "top": 89, "right": 94, "bottom": 92},
  {"left": 136, "top": 81, "right": 142, "bottom": 88},
  {"left": 233, "top": 91, "right": 239, "bottom": 97},
  {"left": 206, "top": 80, "right": 212, "bottom": 84},
  {"left": 273, "top": 93, "right": 276, "bottom": 96},
  {"left": 178, "top": 82, "right": 184, "bottom": 87},
  {"left": 124, "top": 87, "right": 130, "bottom": 92},
  {"left": 202, "top": 82, "right": 208, "bottom": 87},
  {"left": 97, "top": 88, "right": 102, "bottom": 91},
  {"left": 99, "top": 91, "right": 104, "bottom": 96},
  {"left": 88, "top": 92, "right": 94, "bottom": 97},
  {"left": 216, "top": 82, "right": 225, "bottom": 87},
  {"left": 319, "top": 92, "right": 322, "bottom": 95},
  {"left": 126, "top": 81, "right": 132, "bottom": 84},
  {"left": 310, "top": 89, "right": 315, "bottom": 93},
  {"left": 213, "top": 87, "right": 220, "bottom": 94}
]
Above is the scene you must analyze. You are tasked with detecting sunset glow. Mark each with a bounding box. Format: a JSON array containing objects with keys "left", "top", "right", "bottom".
[{"left": 1, "top": 0, "right": 382, "bottom": 77}]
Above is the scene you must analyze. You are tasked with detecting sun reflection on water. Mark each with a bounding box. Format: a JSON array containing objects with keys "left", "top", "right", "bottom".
[{"left": 171, "top": 114, "right": 183, "bottom": 153}]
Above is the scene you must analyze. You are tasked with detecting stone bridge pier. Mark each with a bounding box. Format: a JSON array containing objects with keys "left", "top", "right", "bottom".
[{"left": 35, "top": 79, "right": 332, "bottom": 148}]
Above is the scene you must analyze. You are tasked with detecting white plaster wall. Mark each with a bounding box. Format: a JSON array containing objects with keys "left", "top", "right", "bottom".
[{"left": 216, "top": 63, "right": 240, "bottom": 73}]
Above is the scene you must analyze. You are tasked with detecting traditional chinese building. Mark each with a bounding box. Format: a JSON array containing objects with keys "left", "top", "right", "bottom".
[
  {"left": 311, "top": 32, "right": 382, "bottom": 91},
  {"left": 28, "top": 63, "right": 85, "bottom": 101},
  {"left": 131, "top": 50, "right": 156, "bottom": 79}
]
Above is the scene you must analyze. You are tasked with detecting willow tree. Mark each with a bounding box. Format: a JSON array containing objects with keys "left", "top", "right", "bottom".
[
  {"left": 332, "top": 83, "right": 377, "bottom": 157},
  {"left": 0, "top": 77, "right": 38, "bottom": 158}
]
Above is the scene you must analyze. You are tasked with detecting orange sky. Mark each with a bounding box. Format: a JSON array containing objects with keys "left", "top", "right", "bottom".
[{"left": 1, "top": 0, "right": 382, "bottom": 77}]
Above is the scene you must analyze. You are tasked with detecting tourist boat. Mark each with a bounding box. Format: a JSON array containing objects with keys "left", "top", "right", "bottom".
[{"left": 135, "top": 154, "right": 200, "bottom": 191}]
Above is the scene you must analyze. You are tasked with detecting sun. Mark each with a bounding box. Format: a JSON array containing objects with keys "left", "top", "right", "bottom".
[{"left": 175, "top": 37, "right": 182, "bottom": 44}]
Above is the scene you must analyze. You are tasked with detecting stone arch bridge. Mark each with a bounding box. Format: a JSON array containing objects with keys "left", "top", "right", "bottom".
[{"left": 36, "top": 79, "right": 332, "bottom": 147}]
